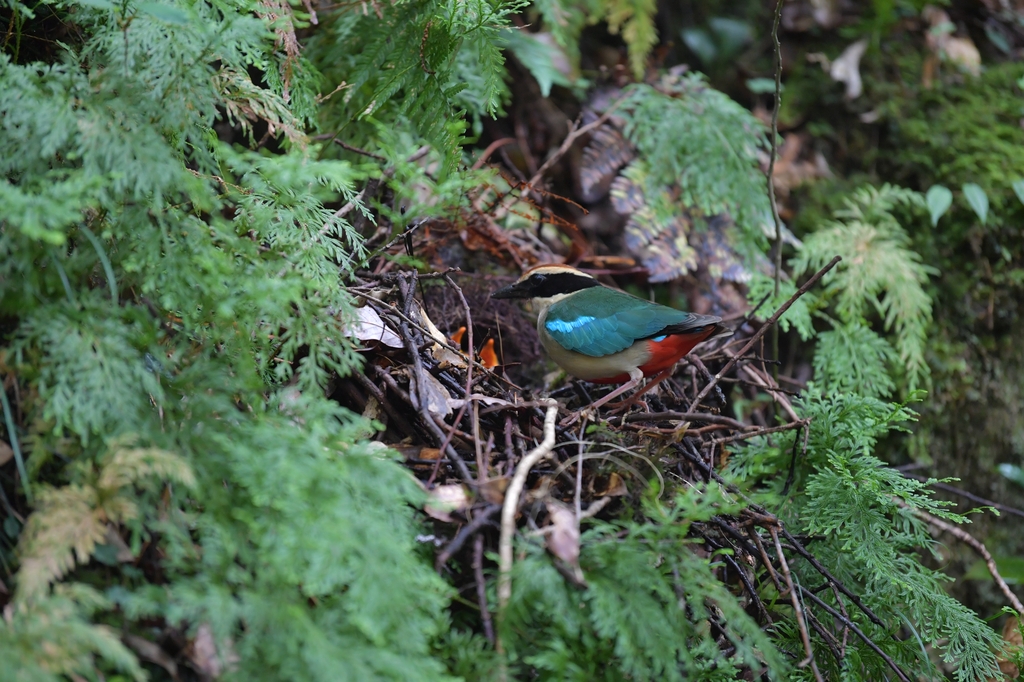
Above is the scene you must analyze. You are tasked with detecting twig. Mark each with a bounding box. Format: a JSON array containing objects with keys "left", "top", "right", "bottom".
[
  {"left": 830, "top": 582, "right": 850, "bottom": 658},
  {"left": 397, "top": 276, "right": 473, "bottom": 481},
  {"left": 497, "top": 401, "right": 559, "bottom": 616},
  {"left": 803, "top": 607, "right": 844, "bottom": 664},
  {"left": 900, "top": 473, "right": 1024, "bottom": 520},
  {"left": 472, "top": 137, "right": 517, "bottom": 170},
  {"left": 444, "top": 275, "right": 483, "bottom": 482},
  {"left": 526, "top": 98, "right": 625, "bottom": 192},
  {"left": 610, "top": 411, "right": 749, "bottom": 430},
  {"left": 910, "top": 504, "right": 1024, "bottom": 614},
  {"left": 737, "top": 363, "right": 801, "bottom": 422},
  {"left": 687, "top": 255, "right": 841, "bottom": 412},
  {"left": 748, "top": 528, "right": 783, "bottom": 592},
  {"left": 331, "top": 138, "right": 386, "bottom": 161},
  {"left": 798, "top": 585, "right": 913, "bottom": 682},
  {"left": 712, "top": 419, "right": 809, "bottom": 446},
  {"left": 771, "top": 528, "right": 823, "bottom": 680},
  {"left": 688, "top": 355, "right": 726, "bottom": 407},
  {"left": 705, "top": 533, "right": 772, "bottom": 625},
  {"left": 780, "top": 527, "right": 887, "bottom": 629},
  {"left": 782, "top": 422, "right": 810, "bottom": 496},
  {"left": 474, "top": 534, "right": 496, "bottom": 645},
  {"left": 435, "top": 504, "right": 501, "bottom": 570}
]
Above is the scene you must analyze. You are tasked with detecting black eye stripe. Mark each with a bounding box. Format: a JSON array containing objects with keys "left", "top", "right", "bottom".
[{"left": 528, "top": 272, "right": 600, "bottom": 297}]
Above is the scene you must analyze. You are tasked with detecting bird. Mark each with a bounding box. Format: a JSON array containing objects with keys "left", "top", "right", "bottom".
[{"left": 491, "top": 264, "right": 730, "bottom": 416}]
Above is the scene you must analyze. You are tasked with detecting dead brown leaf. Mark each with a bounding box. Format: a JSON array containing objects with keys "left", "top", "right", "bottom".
[
  {"left": 595, "top": 472, "right": 628, "bottom": 497},
  {"left": 125, "top": 634, "right": 179, "bottom": 681},
  {"left": 478, "top": 477, "right": 508, "bottom": 505},
  {"left": 544, "top": 500, "right": 582, "bottom": 583}
]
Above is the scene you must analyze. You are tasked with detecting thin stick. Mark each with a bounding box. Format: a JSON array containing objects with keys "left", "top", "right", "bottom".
[
  {"left": 610, "top": 411, "right": 749, "bottom": 430},
  {"left": 748, "top": 528, "right": 782, "bottom": 592},
  {"left": 687, "top": 256, "right": 841, "bottom": 412},
  {"left": 900, "top": 473, "right": 1024, "bottom": 519},
  {"left": 331, "top": 138, "right": 386, "bottom": 161},
  {"left": 472, "top": 137, "right": 517, "bottom": 170},
  {"left": 575, "top": 417, "right": 587, "bottom": 522},
  {"left": 474, "top": 534, "right": 496, "bottom": 644},
  {"left": 911, "top": 505, "right": 1024, "bottom": 614},
  {"left": 526, "top": 98, "right": 624, "bottom": 192},
  {"left": 435, "top": 504, "right": 501, "bottom": 570},
  {"left": 768, "top": 0, "right": 785, "bottom": 404},
  {"left": 713, "top": 419, "right": 809, "bottom": 446},
  {"left": 397, "top": 276, "right": 473, "bottom": 481},
  {"left": 445, "top": 275, "right": 483, "bottom": 481},
  {"left": 798, "top": 585, "right": 913, "bottom": 682},
  {"left": 772, "top": 527, "right": 823, "bottom": 680},
  {"left": 497, "top": 401, "right": 559, "bottom": 615},
  {"left": 781, "top": 527, "right": 887, "bottom": 628}
]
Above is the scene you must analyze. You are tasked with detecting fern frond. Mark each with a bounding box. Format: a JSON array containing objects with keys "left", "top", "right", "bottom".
[
  {"left": 794, "top": 184, "right": 934, "bottom": 389},
  {"left": 620, "top": 78, "right": 770, "bottom": 252},
  {"left": 605, "top": 0, "right": 657, "bottom": 78},
  {"left": 16, "top": 485, "right": 106, "bottom": 601},
  {"left": 1, "top": 584, "right": 146, "bottom": 682},
  {"left": 813, "top": 320, "right": 898, "bottom": 398}
]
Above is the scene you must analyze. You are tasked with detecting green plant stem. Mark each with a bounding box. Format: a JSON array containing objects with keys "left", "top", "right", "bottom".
[
  {"left": 79, "top": 226, "right": 118, "bottom": 305},
  {"left": 0, "top": 381, "right": 31, "bottom": 503}
]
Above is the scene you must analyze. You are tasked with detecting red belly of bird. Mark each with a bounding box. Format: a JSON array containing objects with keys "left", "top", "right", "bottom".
[{"left": 588, "top": 330, "right": 715, "bottom": 384}]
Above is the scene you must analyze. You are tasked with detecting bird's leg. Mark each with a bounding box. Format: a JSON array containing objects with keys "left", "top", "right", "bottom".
[
  {"left": 607, "top": 366, "right": 676, "bottom": 414},
  {"left": 561, "top": 368, "right": 644, "bottom": 427}
]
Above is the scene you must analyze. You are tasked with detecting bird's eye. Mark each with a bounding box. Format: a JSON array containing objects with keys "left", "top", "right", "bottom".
[{"left": 533, "top": 274, "right": 547, "bottom": 283}]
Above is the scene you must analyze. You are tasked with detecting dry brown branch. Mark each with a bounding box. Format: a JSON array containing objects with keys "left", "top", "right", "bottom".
[
  {"left": 474, "top": 534, "right": 495, "bottom": 645},
  {"left": 910, "top": 504, "right": 1024, "bottom": 614},
  {"left": 771, "top": 527, "right": 824, "bottom": 681},
  {"left": 900, "top": 473, "right": 1024, "bottom": 520},
  {"left": 498, "top": 400, "right": 559, "bottom": 613},
  {"left": 798, "top": 585, "right": 913, "bottom": 682},
  {"left": 526, "top": 98, "right": 625, "bottom": 192},
  {"left": 713, "top": 419, "right": 810, "bottom": 446},
  {"left": 687, "top": 255, "right": 841, "bottom": 412}
]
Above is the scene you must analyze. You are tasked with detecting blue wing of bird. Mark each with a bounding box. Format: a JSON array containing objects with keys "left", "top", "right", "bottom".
[{"left": 544, "top": 287, "right": 713, "bottom": 357}]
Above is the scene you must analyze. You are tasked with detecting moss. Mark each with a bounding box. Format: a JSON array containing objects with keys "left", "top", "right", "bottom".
[{"left": 884, "top": 62, "right": 1024, "bottom": 211}]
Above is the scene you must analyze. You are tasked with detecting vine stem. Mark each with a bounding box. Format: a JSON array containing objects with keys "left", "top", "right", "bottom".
[{"left": 768, "top": 0, "right": 785, "bottom": 401}]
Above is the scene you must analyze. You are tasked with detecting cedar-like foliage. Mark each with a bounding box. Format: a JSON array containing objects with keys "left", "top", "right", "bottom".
[
  {"left": 727, "top": 393, "right": 1001, "bottom": 681},
  {"left": 789, "top": 184, "right": 936, "bottom": 394},
  {"left": 0, "top": 0, "right": 1003, "bottom": 680},
  {"left": 0, "top": 0, "right": 466, "bottom": 677}
]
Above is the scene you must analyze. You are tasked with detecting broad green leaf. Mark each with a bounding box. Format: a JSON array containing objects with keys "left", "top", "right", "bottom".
[
  {"left": 746, "top": 78, "right": 782, "bottom": 94},
  {"left": 502, "top": 30, "right": 574, "bottom": 98},
  {"left": 998, "top": 463, "right": 1024, "bottom": 488},
  {"left": 962, "top": 183, "right": 989, "bottom": 225},
  {"left": 137, "top": 2, "right": 189, "bottom": 24},
  {"left": 1012, "top": 178, "right": 1024, "bottom": 207},
  {"left": 681, "top": 28, "right": 717, "bottom": 64},
  {"left": 925, "top": 185, "right": 952, "bottom": 227},
  {"left": 965, "top": 556, "right": 1024, "bottom": 584}
]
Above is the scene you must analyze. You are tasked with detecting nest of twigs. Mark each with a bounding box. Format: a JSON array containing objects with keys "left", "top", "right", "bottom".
[{"left": 327, "top": 249, "right": 925, "bottom": 680}]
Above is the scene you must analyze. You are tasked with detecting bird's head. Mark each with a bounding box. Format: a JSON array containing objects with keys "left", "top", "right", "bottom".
[{"left": 491, "top": 264, "right": 600, "bottom": 309}]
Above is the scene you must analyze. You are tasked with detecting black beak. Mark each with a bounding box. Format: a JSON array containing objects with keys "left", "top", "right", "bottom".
[{"left": 491, "top": 281, "right": 530, "bottom": 300}]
